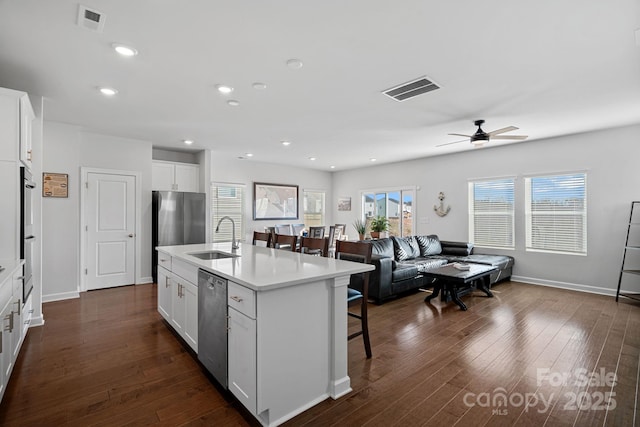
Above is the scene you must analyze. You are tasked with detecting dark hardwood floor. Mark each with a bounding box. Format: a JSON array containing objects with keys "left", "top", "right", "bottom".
[{"left": 0, "top": 281, "right": 638, "bottom": 426}]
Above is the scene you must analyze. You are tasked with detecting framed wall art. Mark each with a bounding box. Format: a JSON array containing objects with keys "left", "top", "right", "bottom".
[
  {"left": 43, "top": 172, "right": 68, "bottom": 198},
  {"left": 253, "top": 182, "right": 299, "bottom": 220},
  {"left": 337, "top": 196, "right": 351, "bottom": 211}
]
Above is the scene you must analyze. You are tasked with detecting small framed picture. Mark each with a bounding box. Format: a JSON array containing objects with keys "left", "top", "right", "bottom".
[
  {"left": 338, "top": 196, "right": 351, "bottom": 211},
  {"left": 43, "top": 173, "right": 68, "bottom": 198}
]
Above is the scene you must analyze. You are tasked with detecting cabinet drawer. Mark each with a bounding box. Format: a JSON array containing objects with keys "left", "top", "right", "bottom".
[
  {"left": 172, "top": 258, "right": 198, "bottom": 285},
  {"left": 157, "top": 252, "right": 172, "bottom": 270},
  {"left": 228, "top": 281, "right": 255, "bottom": 319}
]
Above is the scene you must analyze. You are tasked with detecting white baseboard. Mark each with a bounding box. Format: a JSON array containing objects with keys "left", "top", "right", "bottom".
[
  {"left": 137, "top": 276, "right": 153, "bottom": 285},
  {"left": 29, "top": 314, "right": 45, "bottom": 327},
  {"left": 42, "top": 291, "right": 80, "bottom": 303},
  {"left": 511, "top": 275, "right": 616, "bottom": 297}
]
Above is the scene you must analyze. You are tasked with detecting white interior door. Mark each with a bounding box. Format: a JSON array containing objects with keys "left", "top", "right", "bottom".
[{"left": 86, "top": 172, "right": 136, "bottom": 290}]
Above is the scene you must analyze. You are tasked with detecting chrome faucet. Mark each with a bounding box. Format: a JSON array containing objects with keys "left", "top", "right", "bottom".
[{"left": 215, "top": 216, "right": 240, "bottom": 249}]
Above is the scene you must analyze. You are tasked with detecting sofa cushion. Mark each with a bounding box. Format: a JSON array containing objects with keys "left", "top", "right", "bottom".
[
  {"left": 370, "top": 238, "right": 395, "bottom": 259},
  {"left": 415, "top": 235, "right": 442, "bottom": 256},
  {"left": 392, "top": 236, "right": 420, "bottom": 261},
  {"left": 400, "top": 257, "right": 448, "bottom": 273},
  {"left": 391, "top": 264, "right": 419, "bottom": 282},
  {"left": 450, "top": 254, "right": 514, "bottom": 270},
  {"left": 441, "top": 240, "right": 474, "bottom": 256}
]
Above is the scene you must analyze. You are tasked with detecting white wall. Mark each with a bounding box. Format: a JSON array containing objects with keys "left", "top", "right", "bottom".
[
  {"left": 332, "top": 124, "right": 640, "bottom": 295},
  {"left": 42, "top": 122, "right": 153, "bottom": 301},
  {"left": 210, "top": 155, "right": 333, "bottom": 241}
]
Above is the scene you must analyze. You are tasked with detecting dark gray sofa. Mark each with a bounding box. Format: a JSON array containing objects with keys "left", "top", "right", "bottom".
[{"left": 359, "top": 235, "right": 514, "bottom": 304}]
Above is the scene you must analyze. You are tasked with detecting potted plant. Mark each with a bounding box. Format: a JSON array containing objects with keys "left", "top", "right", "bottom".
[
  {"left": 353, "top": 219, "right": 367, "bottom": 241},
  {"left": 370, "top": 216, "right": 389, "bottom": 239}
]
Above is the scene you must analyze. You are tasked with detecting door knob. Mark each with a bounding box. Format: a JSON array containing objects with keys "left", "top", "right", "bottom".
[{"left": 128, "top": 233, "right": 134, "bottom": 238}]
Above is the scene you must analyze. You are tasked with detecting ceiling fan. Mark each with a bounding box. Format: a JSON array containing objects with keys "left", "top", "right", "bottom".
[{"left": 438, "top": 119, "right": 528, "bottom": 147}]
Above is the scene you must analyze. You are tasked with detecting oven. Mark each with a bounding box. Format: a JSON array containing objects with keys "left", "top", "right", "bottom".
[{"left": 20, "top": 167, "right": 35, "bottom": 303}]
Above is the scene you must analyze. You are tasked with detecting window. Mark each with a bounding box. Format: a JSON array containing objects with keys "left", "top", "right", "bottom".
[
  {"left": 362, "top": 188, "right": 414, "bottom": 237},
  {"left": 303, "top": 190, "right": 325, "bottom": 226},
  {"left": 468, "top": 178, "right": 515, "bottom": 249},
  {"left": 211, "top": 183, "right": 244, "bottom": 242},
  {"left": 525, "top": 173, "right": 587, "bottom": 255}
]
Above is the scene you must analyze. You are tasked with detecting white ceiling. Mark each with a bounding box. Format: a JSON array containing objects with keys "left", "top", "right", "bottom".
[{"left": 1, "top": 0, "right": 639, "bottom": 170}]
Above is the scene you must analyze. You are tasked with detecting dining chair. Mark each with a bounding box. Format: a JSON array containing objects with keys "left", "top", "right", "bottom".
[
  {"left": 274, "top": 233, "right": 297, "bottom": 251},
  {"left": 252, "top": 231, "right": 272, "bottom": 248},
  {"left": 327, "top": 225, "right": 342, "bottom": 258},
  {"left": 335, "top": 240, "right": 373, "bottom": 359},
  {"left": 275, "top": 224, "right": 292, "bottom": 235},
  {"left": 299, "top": 236, "right": 329, "bottom": 257},
  {"left": 291, "top": 223, "right": 305, "bottom": 236},
  {"left": 334, "top": 224, "right": 346, "bottom": 239},
  {"left": 308, "top": 226, "right": 325, "bottom": 239}
]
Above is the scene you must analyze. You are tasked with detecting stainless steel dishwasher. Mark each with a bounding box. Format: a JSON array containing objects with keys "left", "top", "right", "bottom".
[{"left": 197, "top": 269, "right": 228, "bottom": 388}]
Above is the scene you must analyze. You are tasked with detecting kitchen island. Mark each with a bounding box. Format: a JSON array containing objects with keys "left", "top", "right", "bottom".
[{"left": 156, "top": 242, "right": 374, "bottom": 427}]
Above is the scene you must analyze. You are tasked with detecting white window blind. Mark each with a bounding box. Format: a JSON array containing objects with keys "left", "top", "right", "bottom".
[
  {"left": 468, "top": 178, "right": 515, "bottom": 249},
  {"left": 211, "top": 183, "right": 244, "bottom": 242},
  {"left": 525, "top": 173, "right": 587, "bottom": 255}
]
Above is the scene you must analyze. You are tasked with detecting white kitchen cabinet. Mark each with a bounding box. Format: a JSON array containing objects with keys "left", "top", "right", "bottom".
[
  {"left": 0, "top": 261, "right": 25, "bottom": 403},
  {"left": 157, "top": 265, "right": 172, "bottom": 322},
  {"left": 19, "top": 95, "right": 34, "bottom": 169},
  {"left": 171, "top": 274, "right": 198, "bottom": 352},
  {"left": 21, "top": 294, "right": 32, "bottom": 341},
  {"left": 152, "top": 160, "right": 199, "bottom": 192},
  {"left": 0, "top": 161, "right": 19, "bottom": 260},
  {"left": 0, "top": 300, "right": 12, "bottom": 400},
  {"left": 157, "top": 250, "right": 198, "bottom": 352},
  {"left": 228, "top": 305, "right": 257, "bottom": 414}
]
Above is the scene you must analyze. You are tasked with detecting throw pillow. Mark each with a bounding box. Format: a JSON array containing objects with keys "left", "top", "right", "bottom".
[
  {"left": 416, "top": 235, "right": 442, "bottom": 256},
  {"left": 392, "top": 236, "right": 420, "bottom": 261}
]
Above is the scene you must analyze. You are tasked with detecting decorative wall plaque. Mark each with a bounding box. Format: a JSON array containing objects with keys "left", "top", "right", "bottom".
[{"left": 43, "top": 173, "right": 68, "bottom": 198}]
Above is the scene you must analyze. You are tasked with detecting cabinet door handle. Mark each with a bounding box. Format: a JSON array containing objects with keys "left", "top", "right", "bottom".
[
  {"left": 165, "top": 276, "right": 170, "bottom": 288},
  {"left": 0, "top": 330, "right": 2, "bottom": 353},
  {"left": 4, "top": 313, "right": 13, "bottom": 333},
  {"left": 14, "top": 299, "right": 21, "bottom": 316},
  {"left": 28, "top": 309, "right": 34, "bottom": 314},
  {"left": 230, "top": 295, "right": 243, "bottom": 303}
]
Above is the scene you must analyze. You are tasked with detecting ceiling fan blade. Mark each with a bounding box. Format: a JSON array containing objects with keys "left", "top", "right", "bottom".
[
  {"left": 491, "top": 135, "right": 528, "bottom": 140},
  {"left": 447, "top": 133, "right": 472, "bottom": 138},
  {"left": 488, "top": 126, "right": 518, "bottom": 136},
  {"left": 436, "top": 139, "right": 467, "bottom": 147}
]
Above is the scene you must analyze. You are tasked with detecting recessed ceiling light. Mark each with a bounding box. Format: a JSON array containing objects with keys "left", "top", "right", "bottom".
[
  {"left": 216, "top": 85, "right": 234, "bottom": 94},
  {"left": 309, "top": 157, "right": 316, "bottom": 161},
  {"left": 370, "top": 158, "right": 377, "bottom": 162},
  {"left": 330, "top": 165, "right": 336, "bottom": 169},
  {"left": 252, "top": 82, "right": 267, "bottom": 90},
  {"left": 245, "top": 153, "right": 253, "bottom": 157},
  {"left": 98, "top": 87, "right": 117, "bottom": 96},
  {"left": 281, "top": 141, "right": 291, "bottom": 146},
  {"left": 227, "top": 100, "right": 240, "bottom": 106},
  {"left": 112, "top": 43, "right": 138, "bottom": 57},
  {"left": 183, "top": 139, "right": 194, "bottom": 145},
  {"left": 286, "top": 58, "right": 303, "bottom": 69}
]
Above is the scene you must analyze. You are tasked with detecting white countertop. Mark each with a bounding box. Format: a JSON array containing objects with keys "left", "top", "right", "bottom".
[
  {"left": 157, "top": 243, "right": 374, "bottom": 291},
  {"left": 0, "top": 259, "right": 24, "bottom": 287}
]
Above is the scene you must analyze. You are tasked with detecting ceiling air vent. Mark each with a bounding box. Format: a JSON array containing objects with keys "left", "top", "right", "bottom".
[
  {"left": 77, "top": 4, "right": 106, "bottom": 32},
  {"left": 383, "top": 76, "right": 440, "bottom": 102}
]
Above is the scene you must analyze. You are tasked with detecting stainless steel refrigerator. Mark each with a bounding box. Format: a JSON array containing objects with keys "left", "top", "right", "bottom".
[{"left": 152, "top": 191, "right": 206, "bottom": 282}]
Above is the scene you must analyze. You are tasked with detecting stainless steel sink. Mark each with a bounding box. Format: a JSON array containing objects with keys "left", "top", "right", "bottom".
[{"left": 188, "top": 250, "right": 239, "bottom": 260}]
